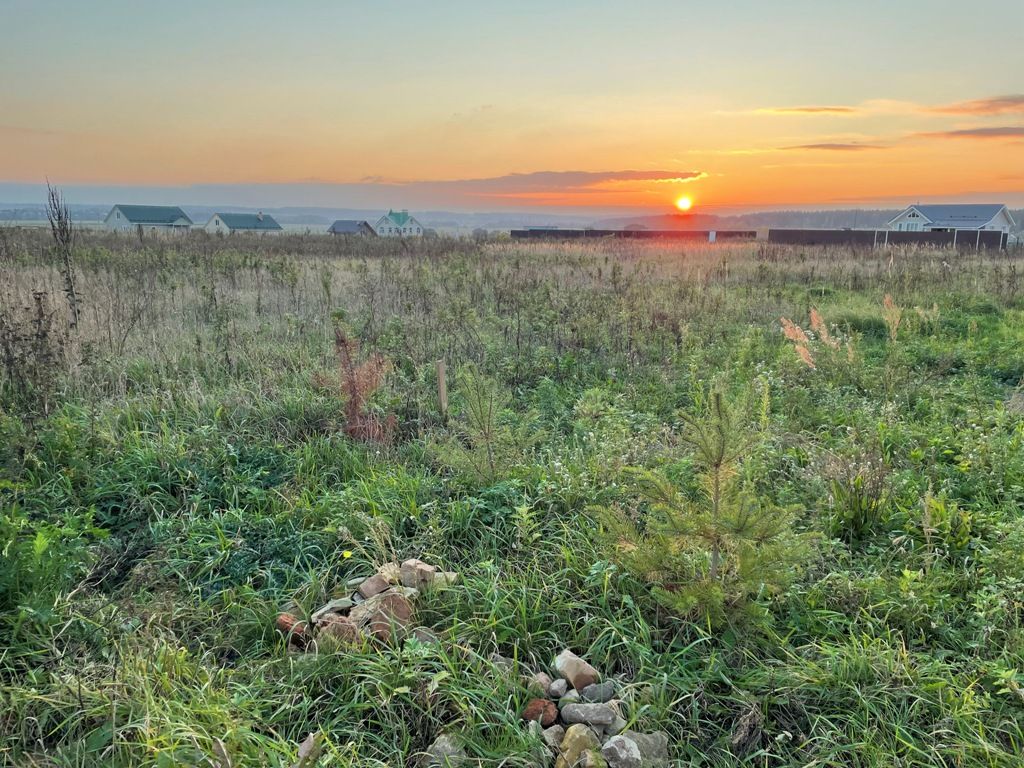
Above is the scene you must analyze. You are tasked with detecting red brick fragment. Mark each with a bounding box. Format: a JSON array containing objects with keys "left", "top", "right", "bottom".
[{"left": 521, "top": 698, "right": 558, "bottom": 727}]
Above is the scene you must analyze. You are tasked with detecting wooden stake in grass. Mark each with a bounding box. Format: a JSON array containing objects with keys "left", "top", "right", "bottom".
[{"left": 437, "top": 358, "right": 448, "bottom": 421}]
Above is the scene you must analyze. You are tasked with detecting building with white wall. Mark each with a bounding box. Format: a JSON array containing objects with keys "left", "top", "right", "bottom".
[
  {"left": 104, "top": 205, "right": 192, "bottom": 233},
  {"left": 887, "top": 204, "right": 1014, "bottom": 233},
  {"left": 373, "top": 209, "right": 424, "bottom": 237},
  {"left": 204, "top": 212, "right": 283, "bottom": 234}
]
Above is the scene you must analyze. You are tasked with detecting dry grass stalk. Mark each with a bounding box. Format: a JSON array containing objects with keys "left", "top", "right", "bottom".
[
  {"left": 882, "top": 294, "right": 902, "bottom": 342},
  {"left": 810, "top": 307, "right": 839, "bottom": 349},
  {"left": 780, "top": 317, "right": 815, "bottom": 369},
  {"left": 46, "top": 182, "right": 81, "bottom": 331}
]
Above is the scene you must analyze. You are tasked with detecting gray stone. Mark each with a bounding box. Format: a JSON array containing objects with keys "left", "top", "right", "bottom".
[
  {"left": 605, "top": 715, "right": 627, "bottom": 737},
  {"left": 581, "top": 749, "right": 607, "bottom": 768},
  {"left": 310, "top": 598, "right": 354, "bottom": 623},
  {"left": 580, "top": 681, "right": 616, "bottom": 703},
  {"left": 541, "top": 724, "right": 565, "bottom": 752},
  {"left": 560, "top": 703, "right": 617, "bottom": 727},
  {"left": 558, "top": 690, "right": 581, "bottom": 708},
  {"left": 423, "top": 733, "right": 466, "bottom": 767},
  {"left": 620, "top": 731, "right": 668, "bottom": 767},
  {"left": 548, "top": 678, "right": 568, "bottom": 698},
  {"left": 600, "top": 736, "right": 641, "bottom": 768}
]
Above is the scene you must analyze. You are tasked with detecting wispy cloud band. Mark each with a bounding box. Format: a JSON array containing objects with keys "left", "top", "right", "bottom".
[
  {"left": 782, "top": 143, "right": 887, "bottom": 151},
  {"left": 929, "top": 95, "right": 1024, "bottom": 115},
  {"left": 756, "top": 106, "right": 858, "bottom": 115},
  {"left": 915, "top": 126, "right": 1024, "bottom": 140}
]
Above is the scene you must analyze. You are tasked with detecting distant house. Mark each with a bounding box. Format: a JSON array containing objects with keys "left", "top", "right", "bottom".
[
  {"left": 205, "top": 211, "right": 283, "bottom": 234},
  {"left": 104, "top": 205, "right": 192, "bottom": 233},
  {"left": 328, "top": 219, "right": 376, "bottom": 236},
  {"left": 887, "top": 204, "right": 1015, "bottom": 233},
  {"left": 373, "top": 209, "right": 424, "bottom": 237}
]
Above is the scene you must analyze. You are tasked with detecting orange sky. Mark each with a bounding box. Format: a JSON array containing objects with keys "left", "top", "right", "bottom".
[{"left": 2, "top": 1, "right": 1022, "bottom": 211}]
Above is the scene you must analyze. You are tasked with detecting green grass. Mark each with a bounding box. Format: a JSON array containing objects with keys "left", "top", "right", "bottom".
[{"left": 3, "top": 231, "right": 1024, "bottom": 765}]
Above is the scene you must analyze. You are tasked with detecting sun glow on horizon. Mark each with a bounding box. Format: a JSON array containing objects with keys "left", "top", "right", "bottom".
[{"left": 675, "top": 195, "right": 694, "bottom": 212}]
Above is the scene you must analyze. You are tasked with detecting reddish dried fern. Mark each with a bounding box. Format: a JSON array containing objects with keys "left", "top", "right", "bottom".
[{"left": 325, "top": 325, "right": 396, "bottom": 444}]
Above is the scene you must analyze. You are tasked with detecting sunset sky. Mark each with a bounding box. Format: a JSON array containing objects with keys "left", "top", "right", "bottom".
[{"left": 2, "top": 0, "right": 1022, "bottom": 212}]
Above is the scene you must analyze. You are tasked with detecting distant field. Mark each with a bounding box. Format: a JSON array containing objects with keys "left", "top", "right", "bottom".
[{"left": 3, "top": 229, "right": 1024, "bottom": 766}]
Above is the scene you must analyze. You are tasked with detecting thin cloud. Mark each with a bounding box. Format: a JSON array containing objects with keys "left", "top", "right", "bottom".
[
  {"left": 757, "top": 106, "right": 858, "bottom": 115},
  {"left": 929, "top": 95, "right": 1024, "bottom": 115},
  {"left": 914, "top": 126, "right": 1024, "bottom": 140},
  {"left": 427, "top": 169, "right": 706, "bottom": 194},
  {"left": 782, "top": 143, "right": 887, "bottom": 151},
  {"left": 722, "top": 99, "right": 919, "bottom": 118}
]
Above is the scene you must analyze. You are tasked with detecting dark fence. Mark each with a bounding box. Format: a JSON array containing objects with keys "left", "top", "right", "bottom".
[
  {"left": 767, "top": 228, "right": 1009, "bottom": 250},
  {"left": 510, "top": 229, "right": 757, "bottom": 241}
]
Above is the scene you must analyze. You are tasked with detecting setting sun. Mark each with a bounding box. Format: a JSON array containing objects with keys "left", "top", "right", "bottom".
[{"left": 675, "top": 195, "right": 693, "bottom": 212}]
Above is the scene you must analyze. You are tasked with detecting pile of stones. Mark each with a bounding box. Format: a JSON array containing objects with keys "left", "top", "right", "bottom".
[
  {"left": 520, "top": 650, "right": 669, "bottom": 768},
  {"left": 276, "top": 558, "right": 457, "bottom": 649}
]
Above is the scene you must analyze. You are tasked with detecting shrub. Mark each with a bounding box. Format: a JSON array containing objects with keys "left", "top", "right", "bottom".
[{"left": 822, "top": 450, "right": 890, "bottom": 545}]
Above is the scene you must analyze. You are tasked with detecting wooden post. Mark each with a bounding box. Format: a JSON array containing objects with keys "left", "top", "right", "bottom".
[{"left": 437, "top": 359, "right": 448, "bottom": 420}]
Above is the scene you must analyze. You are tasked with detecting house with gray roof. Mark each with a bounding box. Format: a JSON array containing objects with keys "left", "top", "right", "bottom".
[
  {"left": 888, "top": 204, "right": 1015, "bottom": 234},
  {"left": 204, "top": 211, "right": 283, "bottom": 234},
  {"left": 373, "top": 209, "right": 424, "bottom": 237},
  {"left": 104, "top": 204, "right": 192, "bottom": 233},
  {"left": 328, "top": 219, "right": 377, "bottom": 236}
]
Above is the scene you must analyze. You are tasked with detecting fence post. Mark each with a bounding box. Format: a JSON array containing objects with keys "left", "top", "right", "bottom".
[{"left": 437, "top": 359, "right": 448, "bottom": 421}]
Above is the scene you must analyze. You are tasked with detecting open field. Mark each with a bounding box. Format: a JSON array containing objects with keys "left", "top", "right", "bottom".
[{"left": 3, "top": 228, "right": 1024, "bottom": 766}]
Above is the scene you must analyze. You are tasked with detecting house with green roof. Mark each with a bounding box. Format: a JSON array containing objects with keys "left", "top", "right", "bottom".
[
  {"left": 373, "top": 209, "right": 424, "bottom": 237},
  {"left": 204, "top": 211, "right": 283, "bottom": 235},
  {"left": 104, "top": 205, "right": 192, "bottom": 233}
]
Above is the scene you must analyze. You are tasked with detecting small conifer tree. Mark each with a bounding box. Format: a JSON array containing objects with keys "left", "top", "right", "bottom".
[
  {"left": 600, "top": 391, "right": 812, "bottom": 625},
  {"left": 433, "top": 366, "right": 538, "bottom": 485}
]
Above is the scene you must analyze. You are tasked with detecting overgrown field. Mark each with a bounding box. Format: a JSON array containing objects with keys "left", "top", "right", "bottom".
[{"left": 3, "top": 228, "right": 1024, "bottom": 766}]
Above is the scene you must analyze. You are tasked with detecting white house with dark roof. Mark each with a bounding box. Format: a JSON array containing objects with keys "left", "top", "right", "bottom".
[
  {"left": 204, "top": 211, "right": 283, "bottom": 234},
  {"left": 104, "top": 205, "right": 192, "bottom": 233},
  {"left": 887, "top": 204, "right": 1014, "bottom": 234},
  {"left": 373, "top": 209, "right": 424, "bottom": 237},
  {"left": 328, "top": 219, "right": 377, "bottom": 236},
  {"left": 327, "top": 218, "right": 376, "bottom": 236}
]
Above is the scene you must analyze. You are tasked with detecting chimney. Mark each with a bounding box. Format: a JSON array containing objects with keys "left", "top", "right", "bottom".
[{"left": 257, "top": 211, "right": 264, "bottom": 221}]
